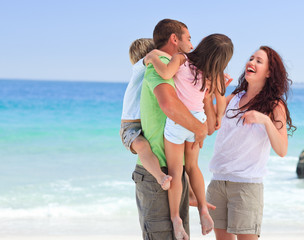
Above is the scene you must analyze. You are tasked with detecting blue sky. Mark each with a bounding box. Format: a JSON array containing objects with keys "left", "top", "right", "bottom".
[{"left": 1, "top": 0, "right": 303, "bottom": 84}]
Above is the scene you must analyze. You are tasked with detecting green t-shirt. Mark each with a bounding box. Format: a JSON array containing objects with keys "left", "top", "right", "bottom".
[{"left": 137, "top": 56, "right": 175, "bottom": 167}]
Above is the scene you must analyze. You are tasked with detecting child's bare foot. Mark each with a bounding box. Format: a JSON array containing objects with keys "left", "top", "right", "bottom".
[
  {"left": 172, "top": 216, "right": 189, "bottom": 240},
  {"left": 159, "top": 175, "right": 172, "bottom": 190},
  {"left": 199, "top": 211, "right": 214, "bottom": 235}
]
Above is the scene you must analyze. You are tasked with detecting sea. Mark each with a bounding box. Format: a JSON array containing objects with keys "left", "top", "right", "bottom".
[{"left": 0, "top": 79, "right": 303, "bottom": 236}]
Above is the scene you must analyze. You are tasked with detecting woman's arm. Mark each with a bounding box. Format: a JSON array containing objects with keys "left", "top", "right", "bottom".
[
  {"left": 241, "top": 102, "right": 288, "bottom": 157},
  {"left": 145, "top": 50, "right": 185, "bottom": 79}
]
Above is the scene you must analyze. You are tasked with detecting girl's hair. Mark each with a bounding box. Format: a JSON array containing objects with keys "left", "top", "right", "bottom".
[
  {"left": 230, "top": 46, "right": 296, "bottom": 135},
  {"left": 186, "top": 33, "right": 233, "bottom": 95}
]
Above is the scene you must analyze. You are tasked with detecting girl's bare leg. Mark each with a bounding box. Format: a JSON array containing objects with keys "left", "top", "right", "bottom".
[
  {"left": 187, "top": 174, "right": 198, "bottom": 207},
  {"left": 184, "top": 141, "right": 214, "bottom": 235},
  {"left": 132, "top": 135, "right": 172, "bottom": 190},
  {"left": 165, "top": 138, "right": 188, "bottom": 240}
]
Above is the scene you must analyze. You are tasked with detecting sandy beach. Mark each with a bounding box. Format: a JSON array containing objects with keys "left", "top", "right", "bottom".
[{"left": 2, "top": 233, "right": 304, "bottom": 240}]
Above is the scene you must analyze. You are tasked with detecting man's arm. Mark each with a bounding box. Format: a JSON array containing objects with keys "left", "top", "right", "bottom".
[{"left": 154, "top": 83, "right": 207, "bottom": 148}]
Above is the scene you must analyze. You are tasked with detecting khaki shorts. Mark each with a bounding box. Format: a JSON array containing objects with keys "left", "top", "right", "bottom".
[
  {"left": 119, "top": 122, "right": 142, "bottom": 154},
  {"left": 206, "top": 180, "right": 264, "bottom": 236},
  {"left": 132, "top": 165, "right": 189, "bottom": 239}
]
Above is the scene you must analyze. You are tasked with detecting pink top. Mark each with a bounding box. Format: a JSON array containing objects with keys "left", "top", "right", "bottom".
[{"left": 173, "top": 59, "right": 206, "bottom": 111}]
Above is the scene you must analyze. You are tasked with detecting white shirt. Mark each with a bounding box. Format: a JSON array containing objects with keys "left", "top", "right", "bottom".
[
  {"left": 121, "top": 59, "right": 146, "bottom": 120},
  {"left": 209, "top": 91, "right": 271, "bottom": 183}
]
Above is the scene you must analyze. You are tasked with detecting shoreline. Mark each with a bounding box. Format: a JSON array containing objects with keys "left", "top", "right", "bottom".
[{"left": 1, "top": 233, "right": 304, "bottom": 240}]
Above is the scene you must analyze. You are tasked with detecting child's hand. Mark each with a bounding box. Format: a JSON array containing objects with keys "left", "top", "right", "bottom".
[
  {"left": 224, "top": 73, "right": 233, "bottom": 88},
  {"left": 144, "top": 49, "right": 171, "bottom": 66},
  {"left": 144, "top": 51, "right": 155, "bottom": 66}
]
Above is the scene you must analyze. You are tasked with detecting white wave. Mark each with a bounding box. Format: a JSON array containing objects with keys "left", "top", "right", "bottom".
[
  {"left": 0, "top": 197, "right": 137, "bottom": 219},
  {"left": 100, "top": 180, "right": 133, "bottom": 187},
  {"left": 50, "top": 180, "right": 84, "bottom": 192}
]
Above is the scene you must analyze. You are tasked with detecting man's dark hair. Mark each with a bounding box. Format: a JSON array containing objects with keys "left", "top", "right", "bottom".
[{"left": 153, "top": 19, "right": 187, "bottom": 49}]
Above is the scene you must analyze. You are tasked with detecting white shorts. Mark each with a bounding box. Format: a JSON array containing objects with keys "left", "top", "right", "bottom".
[{"left": 164, "top": 111, "right": 206, "bottom": 144}]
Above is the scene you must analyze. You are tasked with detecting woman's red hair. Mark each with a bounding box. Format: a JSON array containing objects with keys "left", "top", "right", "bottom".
[{"left": 230, "top": 46, "right": 296, "bottom": 134}]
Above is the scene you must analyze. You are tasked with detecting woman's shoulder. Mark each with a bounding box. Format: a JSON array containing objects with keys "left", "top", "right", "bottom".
[
  {"left": 226, "top": 91, "right": 246, "bottom": 107},
  {"left": 226, "top": 94, "right": 235, "bottom": 102},
  {"left": 226, "top": 93, "right": 237, "bottom": 106},
  {"left": 273, "top": 100, "right": 287, "bottom": 119}
]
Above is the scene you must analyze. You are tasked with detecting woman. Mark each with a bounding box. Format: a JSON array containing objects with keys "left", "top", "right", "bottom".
[{"left": 206, "top": 46, "right": 296, "bottom": 240}]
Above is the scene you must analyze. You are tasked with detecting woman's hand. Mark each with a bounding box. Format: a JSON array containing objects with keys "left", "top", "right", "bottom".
[
  {"left": 241, "top": 110, "right": 268, "bottom": 125},
  {"left": 241, "top": 105, "right": 288, "bottom": 157}
]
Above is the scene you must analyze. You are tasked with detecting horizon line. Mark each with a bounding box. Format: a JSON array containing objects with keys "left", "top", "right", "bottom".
[{"left": 1, "top": 78, "right": 304, "bottom": 85}]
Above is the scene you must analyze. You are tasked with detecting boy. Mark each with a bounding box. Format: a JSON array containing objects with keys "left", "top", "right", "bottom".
[{"left": 120, "top": 38, "right": 172, "bottom": 190}]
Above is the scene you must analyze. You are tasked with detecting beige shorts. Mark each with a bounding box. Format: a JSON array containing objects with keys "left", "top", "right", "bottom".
[
  {"left": 119, "top": 122, "right": 142, "bottom": 154},
  {"left": 206, "top": 180, "right": 264, "bottom": 236}
]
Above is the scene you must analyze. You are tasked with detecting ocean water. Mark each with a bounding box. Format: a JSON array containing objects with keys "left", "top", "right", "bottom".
[{"left": 0, "top": 79, "right": 303, "bottom": 236}]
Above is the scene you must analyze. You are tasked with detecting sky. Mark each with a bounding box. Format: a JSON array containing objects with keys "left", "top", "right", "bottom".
[{"left": 0, "top": 0, "right": 304, "bottom": 84}]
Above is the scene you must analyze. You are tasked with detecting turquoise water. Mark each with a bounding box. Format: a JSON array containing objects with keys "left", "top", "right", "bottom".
[{"left": 0, "top": 79, "right": 303, "bottom": 235}]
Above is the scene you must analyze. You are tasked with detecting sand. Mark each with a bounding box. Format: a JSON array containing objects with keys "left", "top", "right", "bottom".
[
  {"left": 0, "top": 230, "right": 304, "bottom": 240},
  {"left": 1, "top": 233, "right": 304, "bottom": 240}
]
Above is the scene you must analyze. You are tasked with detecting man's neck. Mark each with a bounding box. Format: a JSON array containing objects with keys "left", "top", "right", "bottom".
[{"left": 159, "top": 45, "right": 178, "bottom": 57}]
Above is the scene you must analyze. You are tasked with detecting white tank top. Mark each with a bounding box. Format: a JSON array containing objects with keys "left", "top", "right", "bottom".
[
  {"left": 121, "top": 59, "right": 145, "bottom": 120},
  {"left": 209, "top": 91, "right": 271, "bottom": 183}
]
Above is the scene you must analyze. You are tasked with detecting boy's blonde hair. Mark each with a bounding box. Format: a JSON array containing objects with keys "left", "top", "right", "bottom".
[{"left": 129, "top": 38, "right": 155, "bottom": 65}]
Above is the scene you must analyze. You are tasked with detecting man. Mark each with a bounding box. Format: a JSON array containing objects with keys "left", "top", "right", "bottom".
[{"left": 132, "top": 19, "right": 210, "bottom": 239}]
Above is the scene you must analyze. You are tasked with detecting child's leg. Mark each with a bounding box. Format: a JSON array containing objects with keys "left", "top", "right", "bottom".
[
  {"left": 165, "top": 138, "right": 188, "bottom": 240},
  {"left": 186, "top": 173, "right": 198, "bottom": 207},
  {"left": 184, "top": 141, "right": 214, "bottom": 235},
  {"left": 131, "top": 135, "right": 172, "bottom": 190}
]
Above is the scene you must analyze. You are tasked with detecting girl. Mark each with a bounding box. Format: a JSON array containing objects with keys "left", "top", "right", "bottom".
[
  {"left": 145, "top": 33, "right": 233, "bottom": 239},
  {"left": 206, "top": 46, "right": 296, "bottom": 240}
]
